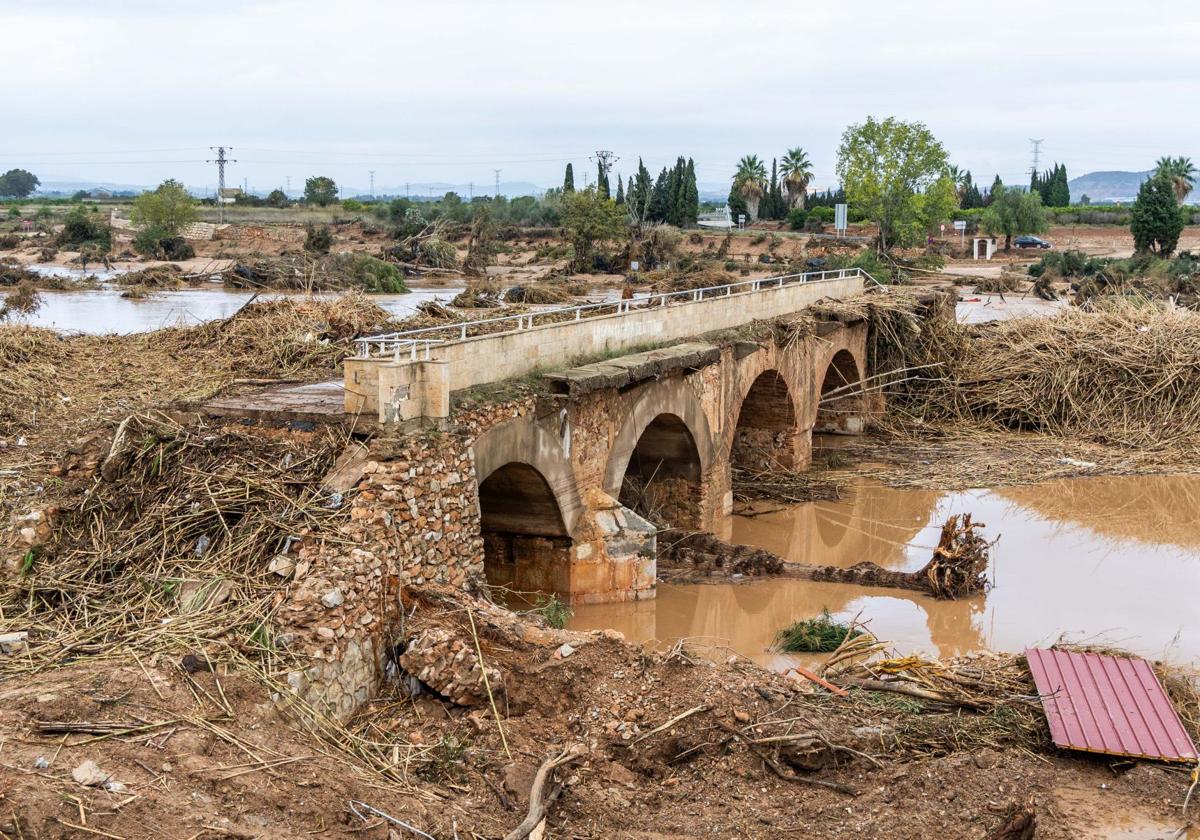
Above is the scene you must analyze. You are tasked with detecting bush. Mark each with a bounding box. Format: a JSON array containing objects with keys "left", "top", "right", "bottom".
[
  {"left": 787, "top": 208, "right": 808, "bottom": 230},
  {"left": 803, "top": 215, "right": 825, "bottom": 233},
  {"left": 304, "top": 224, "right": 334, "bottom": 254},
  {"left": 774, "top": 610, "right": 862, "bottom": 653},
  {"left": 132, "top": 224, "right": 169, "bottom": 256},
  {"left": 332, "top": 253, "right": 408, "bottom": 293},
  {"left": 341, "top": 198, "right": 364, "bottom": 213},
  {"left": 808, "top": 206, "right": 836, "bottom": 223},
  {"left": 57, "top": 205, "right": 112, "bottom": 251}
]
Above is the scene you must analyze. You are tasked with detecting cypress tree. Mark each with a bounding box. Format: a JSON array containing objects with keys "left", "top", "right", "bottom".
[
  {"left": 615, "top": 174, "right": 625, "bottom": 205},
  {"left": 682, "top": 158, "right": 699, "bottom": 226},
  {"left": 563, "top": 163, "right": 574, "bottom": 193},
  {"left": 648, "top": 168, "right": 669, "bottom": 223},
  {"left": 632, "top": 159, "right": 653, "bottom": 219},
  {"left": 988, "top": 175, "right": 1003, "bottom": 206},
  {"left": 597, "top": 161, "right": 610, "bottom": 199},
  {"left": 1048, "top": 164, "right": 1070, "bottom": 207},
  {"left": 1131, "top": 174, "right": 1184, "bottom": 256}
]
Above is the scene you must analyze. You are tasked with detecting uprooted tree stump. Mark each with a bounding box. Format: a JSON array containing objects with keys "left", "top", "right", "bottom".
[{"left": 659, "top": 514, "right": 993, "bottom": 600}]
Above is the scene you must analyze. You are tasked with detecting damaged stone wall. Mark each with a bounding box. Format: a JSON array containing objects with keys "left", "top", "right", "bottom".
[{"left": 279, "top": 398, "right": 535, "bottom": 720}]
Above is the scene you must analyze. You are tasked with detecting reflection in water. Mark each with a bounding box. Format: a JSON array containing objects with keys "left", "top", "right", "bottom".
[{"left": 570, "top": 475, "right": 1200, "bottom": 669}]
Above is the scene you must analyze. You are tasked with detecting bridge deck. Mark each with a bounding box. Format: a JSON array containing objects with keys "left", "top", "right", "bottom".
[{"left": 202, "top": 380, "right": 351, "bottom": 425}]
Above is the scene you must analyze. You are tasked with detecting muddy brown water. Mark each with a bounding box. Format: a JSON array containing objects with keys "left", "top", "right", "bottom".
[{"left": 569, "top": 474, "right": 1200, "bottom": 671}]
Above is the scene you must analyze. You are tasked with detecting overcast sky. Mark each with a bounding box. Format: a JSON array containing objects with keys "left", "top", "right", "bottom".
[{"left": 2, "top": 0, "right": 1196, "bottom": 195}]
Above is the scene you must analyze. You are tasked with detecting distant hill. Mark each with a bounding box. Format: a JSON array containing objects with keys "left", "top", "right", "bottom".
[{"left": 1068, "top": 170, "right": 1153, "bottom": 204}]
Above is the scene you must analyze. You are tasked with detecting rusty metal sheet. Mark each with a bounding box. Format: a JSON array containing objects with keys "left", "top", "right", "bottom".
[{"left": 1025, "top": 647, "right": 1197, "bottom": 763}]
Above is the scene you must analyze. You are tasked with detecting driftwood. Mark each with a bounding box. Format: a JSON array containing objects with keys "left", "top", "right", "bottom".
[
  {"left": 659, "top": 514, "right": 992, "bottom": 600},
  {"left": 503, "top": 743, "right": 587, "bottom": 840}
]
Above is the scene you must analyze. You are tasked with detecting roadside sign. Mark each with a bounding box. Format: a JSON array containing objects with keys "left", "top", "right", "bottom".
[
  {"left": 630, "top": 261, "right": 639, "bottom": 272},
  {"left": 834, "top": 203, "right": 847, "bottom": 235},
  {"left": 737, "top": 214, "right": 746, "bottom": 231},
  {"left": 953, "top": 220, "right": 967, "bottom": 232}
]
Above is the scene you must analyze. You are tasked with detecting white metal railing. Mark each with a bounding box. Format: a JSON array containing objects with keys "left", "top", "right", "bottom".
[{"left": 355, "top": 267, "right": 876, "bottom": 359}]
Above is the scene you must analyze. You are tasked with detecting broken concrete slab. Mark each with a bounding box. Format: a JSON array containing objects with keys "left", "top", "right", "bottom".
[{"left": 544, "top": 342, "right": 721, "bottom": 396}]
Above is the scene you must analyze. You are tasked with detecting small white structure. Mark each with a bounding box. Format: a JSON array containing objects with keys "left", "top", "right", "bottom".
[
  {"left": 697, "top": 206, "right": 733, "bottom": 230},
  {"left": 972, "top": 237, "right": 998, "bottom": 260}
]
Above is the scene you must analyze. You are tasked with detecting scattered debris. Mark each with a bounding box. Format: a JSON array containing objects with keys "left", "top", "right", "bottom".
[{"left": 397, "top": 627, "right": 505, "bottom": 706}]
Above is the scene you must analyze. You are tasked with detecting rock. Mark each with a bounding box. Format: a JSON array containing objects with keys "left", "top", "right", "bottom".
[
  {"left": 316, "top": 627, "right": 336, "bottom": 640},
  {"left": 71, "top": 760, "right": 110, "bottom": 787},
  {"left": 0, "top": 631, "right": 29, "bottom": 655},
  {"left": 33, "top": 756, "right": 49, "bottom": 769},
  {"left": 320, "top": 588, "right": 345, "bottom": 608},
  {"left": 733, "top": 708, "right": 751, "bottom": 723},
  {"left": 601, "top": 628, "right": 625, "bottom": 642},
  {"left": 502, "top": 761, "right": 538, "bottom": 800},
  {"left": 555, "top": 643, "right": 576, "bottom": 659},
  {"left": 397, "top": 627, "right": 503, "bottom": 707},
  {"left": 268, "top": 554, "right": 296, "bottom": 578}
]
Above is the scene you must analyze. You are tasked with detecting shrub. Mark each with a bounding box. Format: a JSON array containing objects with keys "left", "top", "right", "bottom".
[
  {"left": 304, "top": 224, "right": 334, "bottom": 254},
  {"left": 787, "top": 207, "right": 808, "bottom": 230},
  {"left": 332, "top": 253, "right": 408, "bottom": 293},
  {"left": 774, "top": 610, "right": 862, "bottom": 653},
  {"left": 537, "top": 594, "right": 573, "bottom": 629},
  {"left": 57, "top": 206, "right": 111, "bottom": 251}
]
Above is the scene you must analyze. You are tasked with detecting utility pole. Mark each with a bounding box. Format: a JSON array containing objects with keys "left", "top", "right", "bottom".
[
  {"left": 468, "top": 182, "right": 473, "bottom": 200},
  {"left": 493, "top": 169, "right": 501, "bottom": 199},
  {"left": 405, "top": 182, "right": 410, "bottom": 199},
  {"left": 285, "top": 175, "right": 291, "bottom": 198},
  {"left": 369, "top": 170, "right": 375, "bottom": 199},
  {"left": 207, "top": 146, "right": 236, "bottom": 223},
  {"left": 1028, "top": 138, "right": 1044, "bottom": 184}
]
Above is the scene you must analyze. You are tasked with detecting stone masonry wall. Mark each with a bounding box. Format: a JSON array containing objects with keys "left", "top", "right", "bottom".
[{"left": 278, "top": 397, "right": 535, "bottom": 720}]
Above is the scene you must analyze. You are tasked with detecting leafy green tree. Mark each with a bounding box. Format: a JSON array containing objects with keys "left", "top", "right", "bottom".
[
  {"left": 1154, "top": 156, "right": 1196, "bottom": 204},
  {"left": 780, "top": 147, "right": 813, "bottom": 210},
  {"left": 732, "top": 154, "right": 767, "bottom": 221},
  {"left": 266, "top": 188, "right": 289, "bottom": 208},
  {"left": 0, "top": 169, "right": 39, "bottom": 198},
  {"left": 836, "top": 117, "right": 956, "bottom": 251},
  {"left": 71, "top": 189, "right": 90, "bottom": 201},
  {"left": 560, "top": 187, "right": 627, "bottom": 272},
  {"left": 563, "top": 163, "right": 575, "bottom": 193},
  {"left": 981, "top": 185, "right": 1048, "bottom": 250},
  {"left": 131, "top": 179, "right": 198, "bottom": 236},
  {"left": 1130, "top": 174, "right": 1184, "bottom": 256},
  {"left": 304, "top": 176, "right": 338, "bottom": 206}
]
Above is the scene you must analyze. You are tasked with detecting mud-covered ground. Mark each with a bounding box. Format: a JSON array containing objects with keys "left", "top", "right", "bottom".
[{"left": 0, "top": 585, "right": 1194, "bottom": 840}]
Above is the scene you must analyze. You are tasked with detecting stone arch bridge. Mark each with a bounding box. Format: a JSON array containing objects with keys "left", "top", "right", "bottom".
[
  {"left": 338, "top": 269, "right": 880, "bottom": 603},
  {"left": 470, "top": 326, "right": 874, "bottom": 603}
]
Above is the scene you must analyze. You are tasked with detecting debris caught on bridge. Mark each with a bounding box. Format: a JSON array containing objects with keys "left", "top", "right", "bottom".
[{"left": 659, "top": 516, "right": 994, "bottom": 600}]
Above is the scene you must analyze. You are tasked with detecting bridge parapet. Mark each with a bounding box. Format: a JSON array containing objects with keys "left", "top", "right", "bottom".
[{"left": 345, "top": 268, "right": 874, "bottom": 423}]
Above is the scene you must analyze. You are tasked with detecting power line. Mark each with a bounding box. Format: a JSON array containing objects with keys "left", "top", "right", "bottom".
[
  {"left": 206, "top": 146, "right": 236, "bottom": 223},
  {"left": 368, "top": 170, "right": 375, "bottom": 198},
  {"left": 493, "top": 169, "right": 501, "bottom": 198}
]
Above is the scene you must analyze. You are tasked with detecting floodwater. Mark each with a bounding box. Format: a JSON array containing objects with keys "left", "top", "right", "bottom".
[
  {"left": 569, "top": 474, "right": 1200, "bottom": 671},
  {"left": 0, "top": 282, "right": 466, "bottom": 335}
]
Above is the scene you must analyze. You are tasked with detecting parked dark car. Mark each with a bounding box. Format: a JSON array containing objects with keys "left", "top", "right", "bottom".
[{"left": 1014, "top": 235, "right": 1052, "bottom": 249}]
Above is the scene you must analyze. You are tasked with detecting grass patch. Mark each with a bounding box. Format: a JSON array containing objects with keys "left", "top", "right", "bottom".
[{"left": 774, "top": 609, "right": 862, "bottom": 653}]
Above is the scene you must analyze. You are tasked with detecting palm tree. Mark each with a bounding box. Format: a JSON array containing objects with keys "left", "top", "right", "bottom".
[
  {"left": 1155, "top": 156, "right": 1196, "bottom": 204},
  {"left": 779, "top": 147, "right": 814, "bottom": 210},
  {"left": 732, "top": 155, "right": 768, "bottom": 220}
]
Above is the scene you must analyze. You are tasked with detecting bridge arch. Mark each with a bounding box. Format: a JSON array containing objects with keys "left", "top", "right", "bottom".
[
  {"left": 603, "top": 379, "right": 715, "bottom": 528},
  {"left": 473, "top": 418, "right": 584, "bottom": 595},
  {"left": 814, "top": 348, "right": 866, "bottom": 434},
  {"left": 732, "top": 369, "right": 799, "bottom": 469}
]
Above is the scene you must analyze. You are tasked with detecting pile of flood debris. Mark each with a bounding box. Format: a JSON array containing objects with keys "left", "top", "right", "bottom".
[{"left": 658, "top": 513, "right": 992, "bottom": 600}]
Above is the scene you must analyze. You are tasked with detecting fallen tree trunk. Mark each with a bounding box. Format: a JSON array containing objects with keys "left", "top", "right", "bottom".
[{"left": 659, "top": 515, "right": 991, "bottom": 600}]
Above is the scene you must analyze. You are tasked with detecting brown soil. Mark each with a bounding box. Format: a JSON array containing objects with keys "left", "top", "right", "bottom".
[{"left": 1, "top": 585, "right": 1193, "bottom": 840}]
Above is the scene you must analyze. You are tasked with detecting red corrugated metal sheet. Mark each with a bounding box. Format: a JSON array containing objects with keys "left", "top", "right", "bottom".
[{"left": 1025, "top": 647, "right": 1197, "bottom": 763}]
